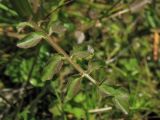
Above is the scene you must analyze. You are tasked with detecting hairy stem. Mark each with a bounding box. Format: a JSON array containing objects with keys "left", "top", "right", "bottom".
[{"left": 32, "top": 22, "right": 97, "bottom": 84}]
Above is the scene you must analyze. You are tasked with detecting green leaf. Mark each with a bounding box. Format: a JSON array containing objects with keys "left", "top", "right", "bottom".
[
  {"left": 99, "top": 83, "right": 129, "bottom": 114},
  {"left": 9, "top": 0, "right": 33, "bottom": 18},
  {"left": 146, "top": 10, "right": 156, "bottom": 28},
  {"left": 0, "top": 3, "right": 18, "bottom": 16},
  {"left": 42, "top": 54, "right": 63, "bottom": 81},
  {"left": 74, "top": 92, "right": 86, "bottom": 103},
  {"left": 99, "top": 83, "right": 117, "bottom": 95},
  {"left": 64, "top": 104, "right": 85, "bottom": 119},
  {"left": 49, "top": 102, "right": 62, "bottom": 116},
  {"left": 30, "top": 78, "right": 44, "bottom": 87},
  {"left": 113, "top": 88, "right": 129, "bottom": 115},
  {"left": 64, "top": 103, "right": 72, "bottom": 112},
  {"left": 122, "top": 59, "right": 138, "bottom": 71},
  {"left": 50, "top": 11, "right": 59, "bottom": 22},
  {"left": 48, "top": 21, "right": 66, "bottom": 36},
  {"left": 18, "top": 108, "right": 29, "bottom": 120},
  {"left": 72, "top": 108, "right": 85, "bottom": 119},
  {"left": 63, "top": 22, "right": 75, "bottom": 32},
  {"left": 71, "top": 51, "right": 93, "bottom": 61},
  {"left": 17, "top": 32, "right": 45, "bottom": 49},
  {"left": 16, "top": 22, "right": 34, "bottom": 32},
  {"left": 66, "top": 77, "right": 82, "bottom": 101}
]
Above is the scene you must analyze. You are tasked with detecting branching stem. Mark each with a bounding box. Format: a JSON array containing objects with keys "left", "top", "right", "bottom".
[{"left": 31, "top": 22, "right": 97, "bottom": 84}]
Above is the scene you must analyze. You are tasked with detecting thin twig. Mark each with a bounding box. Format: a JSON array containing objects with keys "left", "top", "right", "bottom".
[
  {"left": 103, "top": 0, "right": 152, "bottom": 20},
  {"left": 0, "top": 93, "right": 13, "bottom": 106},
  {"left": 0, "top": 31, "right": 25, "bottom": 39},
  {"left": 89, "top": 107, "right": 112, "bottom": 113},
  {"left": 43, "top": 0, "right": 75, "bottom": 20}
]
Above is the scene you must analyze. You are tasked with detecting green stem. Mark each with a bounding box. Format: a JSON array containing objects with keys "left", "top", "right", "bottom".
[{"left": 31, "top": 22, "right": 97, "bottom": 85}]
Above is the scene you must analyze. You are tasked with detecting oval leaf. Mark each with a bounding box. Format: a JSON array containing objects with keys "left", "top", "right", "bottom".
[
  {"left": 66, "top": 77, "right": 82, "bottom": 101},
  {"left": 17, "top": 32, "right": 44, "bottom": 49},
  {"left": 42, "top": 54, "right": 63, "bottom": 81}
]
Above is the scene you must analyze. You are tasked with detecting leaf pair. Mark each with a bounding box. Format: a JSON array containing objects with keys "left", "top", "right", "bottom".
[{"left": 16, "top": 22, "right": 45, "bottom": 49}]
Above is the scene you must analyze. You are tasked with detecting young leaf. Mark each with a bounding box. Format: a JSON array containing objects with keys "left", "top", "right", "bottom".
[
  {"left": 16, "top": 22, "right": 34, "bottom": 32},
  {"left": 17, "top": 32, "right": 45, "bottom": 49},
  {"left": 42, "top": 54, "right": 63, "bottom": 81}
]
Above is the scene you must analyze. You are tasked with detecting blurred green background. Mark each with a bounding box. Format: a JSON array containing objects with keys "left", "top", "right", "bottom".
[{"left": 0, "top": 0, "right": 160, "bottom": 120}]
